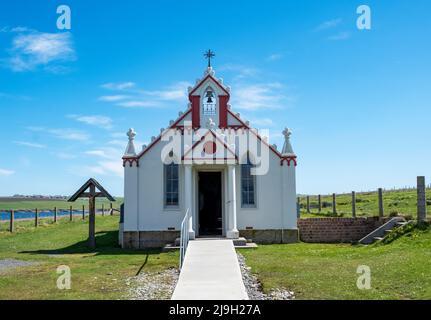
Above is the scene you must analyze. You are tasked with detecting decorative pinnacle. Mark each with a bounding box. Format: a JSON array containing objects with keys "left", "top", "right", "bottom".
[
  {"left": 125, "top": 128, "right": 137, "bottom": 156},
  {"left": 127, "top": 128, "right": 136, "bottom": 140},
  {"left": 282, "top": 127, "right": 295, "bottom": 155}
]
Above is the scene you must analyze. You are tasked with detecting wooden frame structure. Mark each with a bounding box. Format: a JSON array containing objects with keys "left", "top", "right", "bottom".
[{"left": 68, "top": 178, "right": 116, "bottom": 249}]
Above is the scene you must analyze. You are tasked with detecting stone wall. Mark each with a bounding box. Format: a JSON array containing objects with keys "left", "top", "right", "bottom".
[
  {"left": 122, "top": 231, "right": 180, "bottom": 249},
  {"left": 297, "top": 217, "right": 388, "bottom": 243},
  {"left": 239, "top": 229, "right": 299, "bottom": 244}
]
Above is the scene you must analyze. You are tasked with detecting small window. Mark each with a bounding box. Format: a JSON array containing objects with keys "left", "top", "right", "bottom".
[
  {"left": 164, "top": 163, "right": 179, "bottom": 207},
  {"left": 241, "top": 157, "right": 256, "bottom": 207}
]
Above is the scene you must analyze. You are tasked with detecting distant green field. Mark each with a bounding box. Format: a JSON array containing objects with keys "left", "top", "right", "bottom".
[
  {"left": 299, "top": 189, "right": 430, "bottom": 218},
  {"left": 0, "top": 198, "right": 123, "bottom": 211}
]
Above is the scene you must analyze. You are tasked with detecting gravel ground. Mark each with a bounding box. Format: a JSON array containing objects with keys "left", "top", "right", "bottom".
[
  {"left": 237, "top": 253, "right": 295, "bottom": 300},
  {"left": 127, "top": 267, "right": 179, "bottom": 300},
  {"left": 0, "top": 259, "right": 37, "bottom": 274}
]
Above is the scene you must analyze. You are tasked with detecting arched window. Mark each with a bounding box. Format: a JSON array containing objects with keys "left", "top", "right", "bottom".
[
  {"left": 241, "top": 156, "right": 256, "bottom": 208},
  {"left": 203, "top": 87, "right": 217, "bottom": 115},
  {"left": 164, "top": 163, "right": 179, "bottom": 207}
]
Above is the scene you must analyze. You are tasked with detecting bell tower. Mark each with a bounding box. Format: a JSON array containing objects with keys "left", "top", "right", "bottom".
[{"left": 188, "top": 51, "right": 230, "bottom": 129}]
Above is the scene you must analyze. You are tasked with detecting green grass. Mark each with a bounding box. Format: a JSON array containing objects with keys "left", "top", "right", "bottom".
[
  {"left": 0, "top": 215, "right": 178, "bottom": 300},
  {"left": 0, "top": 198, "right": 123, "bottom": 211},
  {"left": 240, "top": 223, "right": 431, "bottom": 300},
  {"left": 299, "top": 189, "right": 430, "bottom": 218}
]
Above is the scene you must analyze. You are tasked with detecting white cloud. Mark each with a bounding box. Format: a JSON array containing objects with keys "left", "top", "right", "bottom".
[
  {"left": 84, "top": 149, "right": 112, "bottom": 159},
  {"left": 314, "top": 18, "right": 343, "bottom": 32},
  {"left": 232, "top": 82, "right": 288, "bottom": 111},
  {"left": 98, "top": 95, "right": 130, "bottom": 102},
  {"left": 68, "top": 114, "right": 113, "bottom": 129},
  {"left": 100, "top": 81, "right": 191, "bottom": 108},
  {"left": 328, "top": 31, "right": 351, "bottom": 41},
  {"left": 249, "top": 118, "right": 274, "bottom": 127},
  {"left": 4, "top": 30, "right": 76, "bottom": 72},
  {"left": 266, "top": 53, "right": 283, "bottom": 62},
  {"left": 219, "top": 64, "right": 259, "bottom": 80},
  {"left": 0, "top": 168, "right": 14, "bottom": 176},
  {"left": 27, "top": 126, "right": 90, "bottom": 141},
  {"left": 13, "top": 141, "right": 46, "bottom": 148},
  {"left": 87, "top": 160, "right": 123, "bottom": 177},
  {"left": 55, "top": 152, "right": 77, "bottom": 160},
  {"left": 101, "top": 82, "right": 136, "bottom": 90}
]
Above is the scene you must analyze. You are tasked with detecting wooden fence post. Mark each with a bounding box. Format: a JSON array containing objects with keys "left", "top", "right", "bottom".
[
  {"left": 378, "top": 188, "right": 384, "bottom": 218},
  {"left": 82, "top": 205, "right": 85, "bottom": 220},
  {"left": 352, "top": 191, "right": 356, "bottom": 218},
  {"left": 69, "top": 206, "right": 73, "bottom": 221},
  {"left": 306, "top": 196, "right": 310, "bottom": 213},
  {"left": 417, "top": 176, "right": 427, "bottom": 222},
  {"left": 10, "top": 210, "right": 14, "bottom": 232},
  {"left": 35, "top": 208, "right": 38, "bottom": 227},
  {"left": 54, "top": 207, "right": 57, "bottom": 223},
  {"left": 318, "top": 195, "right": 321, "bottom": 213},
  {"left": 110, "top": 202, "right": 113, "bottom": 216},
  {"left": 332, "top": 193, "right": 336, "bottom": 215},
  {"left": 102, "top": 204, "right": 105, "bottom": 216}
]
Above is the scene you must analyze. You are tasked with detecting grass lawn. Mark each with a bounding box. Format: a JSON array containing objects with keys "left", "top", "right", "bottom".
[
  {"left": 299, "top": 189, "right": 431, "bottom": 218},
  {"left": 0, "top": 215, "right": 178, "bottom": 300},
  {"left": 0, "top": 198, "right": 124, "bottom": 211},
  {"left": 240, "top": 223, "right": 431, "bottom": 300}
]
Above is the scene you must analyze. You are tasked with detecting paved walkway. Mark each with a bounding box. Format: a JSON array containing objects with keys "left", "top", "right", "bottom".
[{"left": 171, "top": 239, "right": 249, "bottom": 300}]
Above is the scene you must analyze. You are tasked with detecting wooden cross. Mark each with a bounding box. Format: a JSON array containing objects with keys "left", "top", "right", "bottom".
[
  {"left": 68, "top": 178, "right": 116, "bottom": 249},
  {"left": 204, "top": 49, "right": 215, "bottom": 68}
]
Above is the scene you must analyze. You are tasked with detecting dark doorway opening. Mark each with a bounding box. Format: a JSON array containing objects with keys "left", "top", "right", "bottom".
[{"left": 198, "top": 172, "right": 222, "bottom": 236}]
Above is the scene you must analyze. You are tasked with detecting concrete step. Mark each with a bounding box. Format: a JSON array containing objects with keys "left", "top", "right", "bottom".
[
  {"left": 396, "top": 222, "right": 408, "bottom": 226},
  {"left": 374, "top": 237, "right": 384, "bottom": 241},
  {"left": 164, "top": 238, "right": 257, "bottom": 252}
]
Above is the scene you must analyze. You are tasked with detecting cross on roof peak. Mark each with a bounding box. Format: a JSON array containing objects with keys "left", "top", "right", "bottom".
[{"left": 204, "top": 49, "right": 215, "bottom": 68}]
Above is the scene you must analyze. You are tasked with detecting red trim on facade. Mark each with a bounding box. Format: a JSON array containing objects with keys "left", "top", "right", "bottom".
[
  {"left": 227, "top": 109, "right": 286, "bottom": 160},
  {"left": 219, "top": 95, "right": 228, "bottom": 128},
  {"left": 182, "top": 130, "right": 238, "bottom": 161},
  {"left": 191, "top": 96, "right": 200, "bottom": 128},
  {"left": 188, "top": 74, "right": 230, "bottom": 98},
  {"left": 122, "top": 158, "right": 139, "bottom": 167},
  {"left": 280, "top": 156, "right": 297, "bottom": 167}
]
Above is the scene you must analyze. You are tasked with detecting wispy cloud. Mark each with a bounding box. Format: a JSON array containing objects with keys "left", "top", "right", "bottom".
[
  {"left": 0, "top": 168, "right": 15, "bottom": 176},
  {"left": 99, "top": 81, "right": 191, "bottom": 108},
  {"left": 266, "top": 53, "right": 283, "bottom": 62},
  {"left": 68, "top": 114, "right": 113, "bottom": 129},
  {"left": 83, "top": 147, "right": 124, "bottom": 177},
  {"left": 98, "top": 95, "right": 130, "bottom": 102},
  {"left": 27, "top": 126, "right": 90, "bottom": 141},
  {"left": 232, "top": 82, "right": 290, "bottom": 111},
  {"left": 328, "top": 31, "right": 351, "bottom": 41},
  {"left": 219, "top": 64, "right": 259, "bottom": 80},
  {"left": 314, "top": 18, "right": 343, "bottom": 32},
  {"left": 101, "top": 82, "right": 136, "bottom": 90},
  {"left": 249, "top": 118, "right": 274, "bottom": 127},
  {"left": 13, "top": 141, "right": 46, "bottom": 149},
  {"left": 2, "top": 29, "right": 76, "bottom": 72}
]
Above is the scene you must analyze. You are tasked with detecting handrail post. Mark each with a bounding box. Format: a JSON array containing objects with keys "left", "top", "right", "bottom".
[
  {"left": 70, "top": 205, "right": 73, "bottom": 221},
  {"left": 35, "top": 208, "right": 38, "bottom": 227}
]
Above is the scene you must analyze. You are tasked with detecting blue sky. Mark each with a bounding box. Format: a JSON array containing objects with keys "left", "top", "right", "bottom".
[{"left": 0, "top": 0, "right": 430, "bottom": 196}]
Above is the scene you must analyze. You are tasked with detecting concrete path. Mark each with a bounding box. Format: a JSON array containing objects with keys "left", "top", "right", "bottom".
[{"left": 171, "top": 239, "right": 249, "bottom": 300}]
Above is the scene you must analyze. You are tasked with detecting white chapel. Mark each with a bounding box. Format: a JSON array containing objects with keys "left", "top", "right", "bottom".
[{"left": 120, "top": 61, "right": 298, "bottom": 248}]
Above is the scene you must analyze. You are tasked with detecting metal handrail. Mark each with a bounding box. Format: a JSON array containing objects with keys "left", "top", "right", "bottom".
[{"left": 179, "top": 208, "right": 190, "bottom": 269}]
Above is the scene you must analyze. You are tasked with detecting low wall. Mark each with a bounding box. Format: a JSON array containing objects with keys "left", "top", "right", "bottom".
[
  {"left": 239, "top": 229, "right": 299, "bottom": 244},
  {"left": 297, "top": 217, "right": 388, "bottom": 243}
]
